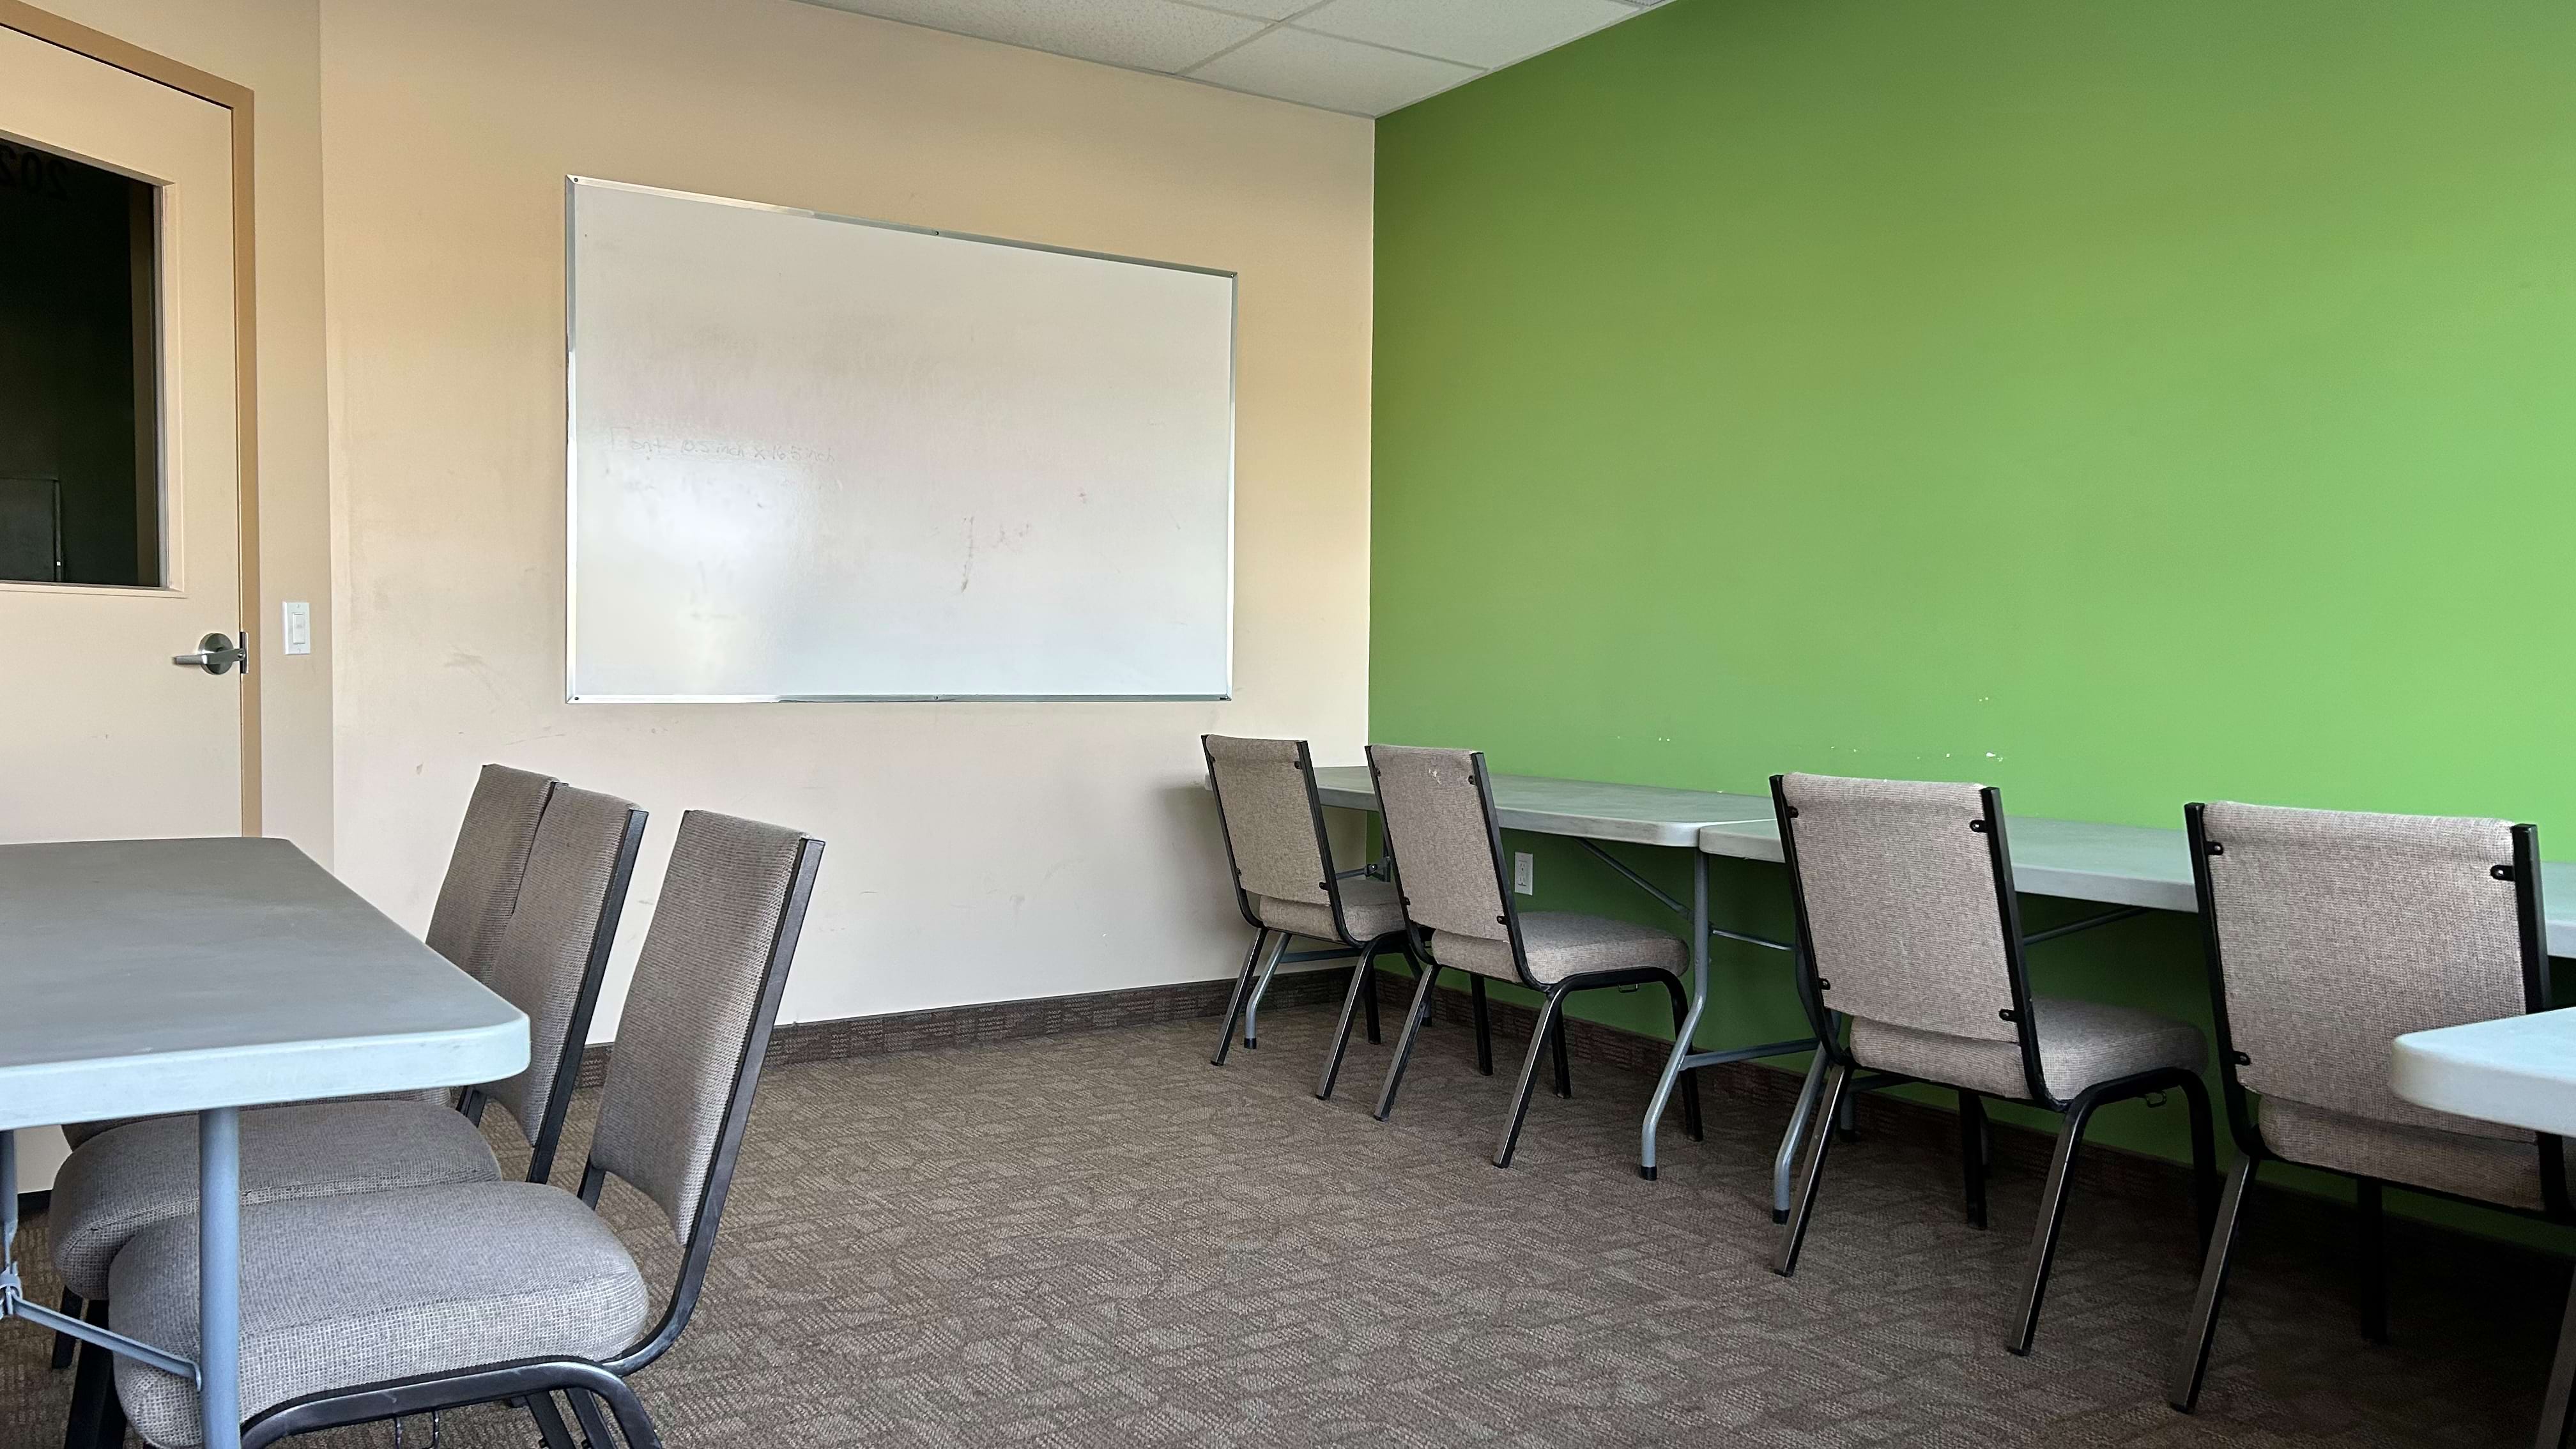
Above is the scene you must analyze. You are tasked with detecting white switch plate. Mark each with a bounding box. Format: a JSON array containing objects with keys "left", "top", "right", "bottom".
[
  {"left": 1514, "top": 852, "right": 1534, "bottom": 896},
  {"left": 280, "top": 600, "right": 311, "bottom": 655}
]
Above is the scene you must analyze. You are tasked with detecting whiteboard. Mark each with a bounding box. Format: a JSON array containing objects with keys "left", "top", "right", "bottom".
[{"left": 566, "top": 179, "right": 1235, "bottom": 702}]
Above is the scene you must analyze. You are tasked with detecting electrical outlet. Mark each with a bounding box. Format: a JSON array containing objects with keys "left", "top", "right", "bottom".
[{"left": 1514, "top": 852, "right": 1535, "bottom": 896}]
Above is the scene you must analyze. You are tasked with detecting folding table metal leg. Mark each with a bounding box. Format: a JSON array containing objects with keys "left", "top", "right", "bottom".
[
  {"left": 1241, "top": 931, "right": 1292, "bottom": 1050},
  {"left": 201, "top": 1105, "right": 243, "bottom": 1449},
  {"left": 1637, "top": 853, "right": 1710, "bottom": 1181},
  {"left": 1771, "top": 1047, "right": 1830, "bottom": 1220}
]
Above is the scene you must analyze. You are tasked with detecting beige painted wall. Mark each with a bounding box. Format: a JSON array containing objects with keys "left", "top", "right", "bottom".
[
  {"left": 320, "top": 0, "right": 1374, "bottom": 1033},
  {"left": 34, "top": 0, "right": 336, "bottom": 860}
]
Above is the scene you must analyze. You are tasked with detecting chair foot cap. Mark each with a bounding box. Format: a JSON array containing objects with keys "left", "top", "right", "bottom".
[
  {"left": 1771, "top": 1208, "right": 1787, "bottom": 1224},
  {"left": 1639, "top": 1165, "right": 1657, "bottom": 1181}
]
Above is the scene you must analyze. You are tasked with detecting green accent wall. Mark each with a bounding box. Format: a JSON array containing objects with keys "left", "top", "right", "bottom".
[{"left": 1368, "top": 0, "right": 2576, "bottom": 1243}]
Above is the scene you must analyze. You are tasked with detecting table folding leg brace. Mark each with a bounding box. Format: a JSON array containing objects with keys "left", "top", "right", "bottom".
[
  {"left": 1568, "top": 842, "right": 1816, "bottom": 1195},
  {"left": 0, "top": 1112, "right": 245, "bottom": 1449}
]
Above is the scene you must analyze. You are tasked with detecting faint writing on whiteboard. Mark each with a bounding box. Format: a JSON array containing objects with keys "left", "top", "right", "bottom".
[{"left": 607, "top": 428, "right": 833, "bottom": 467}]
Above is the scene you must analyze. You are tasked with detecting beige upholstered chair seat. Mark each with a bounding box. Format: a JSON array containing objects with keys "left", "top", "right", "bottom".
[
  {"left": 49, "top": 1100, "right": 502, "bottom": 1302},
  {"left": 2260, "top": 1098, "right": 2544, "bottom": 1211},
  {"left": 108, "top": 1181, "right": 650, "bottom": 1449},
  {"left": 1432, "top": 911, "right": 1684, "bottom": 985},
  {"left": 1256, "top": 877, "right": 1402, "bottom": 942},
  {"left": 1850, "top": 995, "right": 2206, "bottom": 1101}
]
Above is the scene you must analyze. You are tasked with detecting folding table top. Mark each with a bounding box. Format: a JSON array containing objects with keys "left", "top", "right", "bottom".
[
  {"left": 0, "top": 836, "right": 526, "bottom": 1131},
  {"left": 1307, "top": 763, "right": 1768, "bottom": 849}
]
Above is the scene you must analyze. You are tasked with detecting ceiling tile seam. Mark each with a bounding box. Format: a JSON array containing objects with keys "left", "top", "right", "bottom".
[
  {"left": 1163, "top": 0, "right": 1334, "bottom": 21},
  {"left": 1275, "top": 20, "right": 1501, "bottom": 73},
  {"left": 790, "top": 0, "right": 1391, "bottom": 117},
  {"left": 1349, "top": 11, "right": 1643, "bottom": 80},
  {"left": 1181, "top": 17, "right": 1499, "bottom": 80},
  {"left": 1170, "top": 0, "right": 1350, "bottom": 73}
]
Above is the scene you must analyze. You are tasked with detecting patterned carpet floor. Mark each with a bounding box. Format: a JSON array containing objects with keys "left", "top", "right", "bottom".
[{"left": 3, "top": 999, "right": 2563, "bottom": 1447}]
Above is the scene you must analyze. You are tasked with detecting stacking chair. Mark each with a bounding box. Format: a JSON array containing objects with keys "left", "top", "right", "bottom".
[
  {"left": 1201, "top": 735, "right": 1414, "bottom": 1098},
  {"left": 2167, "top": 802, "right": 2572, "bottom": 1420},
  {"left": 1769, "top": 773, "right": 2216, "bottom": 1354},
  {"left": 55, "top": 785, "right": 645, "bottom": 1449},
  {"left": 55, "top": 762, "right": 554, "bottom": 1158},
  {"left": 47, "top": 760, "right": 560, "bottom": 1370},
  {"left": 1365, "top": 744, "right": 1703, "bottom": 1167},
  {"left": 100, "top": 810, "right": 821, "bottom": 1449}
]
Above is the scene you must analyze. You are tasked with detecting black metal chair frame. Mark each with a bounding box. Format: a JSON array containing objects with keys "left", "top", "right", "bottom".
[
  {"left": 461, "top": 804, "right": 652, "bottom": 1187},
  {"left": 2166, "top": 803, "right": 2574, "bottom": 1430},
  {"left": 1200, "top": 736, "right": 1416, "bottom": 1089},
  {"left": 60, "top": 808, "right": 653, "bottom": 1449},
  {"left": 219, "top": 836, "right": 818, "bottom": 1449},
  {"left": 1367, "top": 747, "right": 1704, "bottom": 1169},
  {"left": 1768, "top": 776, "right": 2218, "bottom": 1356}
]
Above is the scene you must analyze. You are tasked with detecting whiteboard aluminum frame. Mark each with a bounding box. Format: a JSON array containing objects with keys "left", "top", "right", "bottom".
[{"left": 562, "top": 176, "right": 1238, "bottom": 704}]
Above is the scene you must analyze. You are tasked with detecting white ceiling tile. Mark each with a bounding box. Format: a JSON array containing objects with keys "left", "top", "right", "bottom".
[
  {"left": 1188, "top": 26, "right": 1478, "bottom": 115},
  {"left": 1292, "top": 0, "right": 1638, "bottom": 70},
  {"left": 802, "top": 0, "right": 1264, "bottom": 74}
]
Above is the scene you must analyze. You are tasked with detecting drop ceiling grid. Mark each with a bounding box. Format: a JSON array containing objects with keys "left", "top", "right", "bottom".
[{"left": 793, "top": 0, "right": 1666, "bottom": 116}]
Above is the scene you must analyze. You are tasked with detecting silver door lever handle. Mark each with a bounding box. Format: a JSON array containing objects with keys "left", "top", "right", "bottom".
[{"left": 172, "top": 631, "right": 247, "bottom": 675}]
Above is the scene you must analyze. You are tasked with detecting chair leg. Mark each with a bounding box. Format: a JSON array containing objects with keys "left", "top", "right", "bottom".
[
  {"left": 50, "top": 1289, "right": 80, "bottom": 1370},
  {"left": 1492, "top": 988, "right": 1568, "bottom": 1169},
  {"left": 530, "top": 1393, "right": 584, "bottom": 1449},
  {"left": 2357, "top": 1177, "right": 2388, "bottom": 1345},
  {"left": 571, "top": 1389, "right": 622, "bottom": 1448},
  {"left": 2179, "top": 1071, "right": 2220, "bottom": 1244},
  {"left": 2170, "top": 1153, "right": 2258, "bottom": 1413},
  {"left": 1372, "top": 962, "right": 1443, "bottom": 1122},
  {"left": 1551, "top": 1008, "right": 1572, "bottom": 1099},
  {"left": 1959, "top": 1089, "right": 1989, "bottom": 1230},
  {"left": 586, "top": 1377, "right": 663, "bottom": 1449},
  {"left": 1470, "top": 976, "right": 1493, "bottom": 1075},
  {"left": 1775, "top": 1061, "right": 1852, "bottom": 1277},
  {"left": 2006, "top": 1088, "right": 2106, "bottom": 1356},
  {"left": 1660, "top": 977, "right": 1702, "bottom": 1141},
  {"left": 1209, "top": 929, "right": 1269, "bottom": 1067},
  {"left": 1363, "top": 953, "right": 1383, "bottom": 1043},
  {"left": 62, "top": 1299, "right": 114, "bottom": 1449},
  {"left": 1315, "top": 942, "right": 1381, "bottom": 1101},
  {"left": 2537, "top": 1263, "right": 2576, "bottom": 1449}
]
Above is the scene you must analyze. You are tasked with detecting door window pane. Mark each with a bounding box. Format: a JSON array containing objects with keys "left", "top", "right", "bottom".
[{"left": 0, "top": 134, "right": 159, "bottom": 586}]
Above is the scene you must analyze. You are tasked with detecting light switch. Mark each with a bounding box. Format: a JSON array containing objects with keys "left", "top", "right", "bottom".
[{"left": 280, "top": 601, "right": 311, "bottom": 656}]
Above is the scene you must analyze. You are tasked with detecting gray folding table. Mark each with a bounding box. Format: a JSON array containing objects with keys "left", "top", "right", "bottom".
[
  {"left": 0, "top": 837, "right": 527, "bottom": 1449},
  {"left": 1305, "top": 766, "right": 1815, "bottom": 1184}
]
